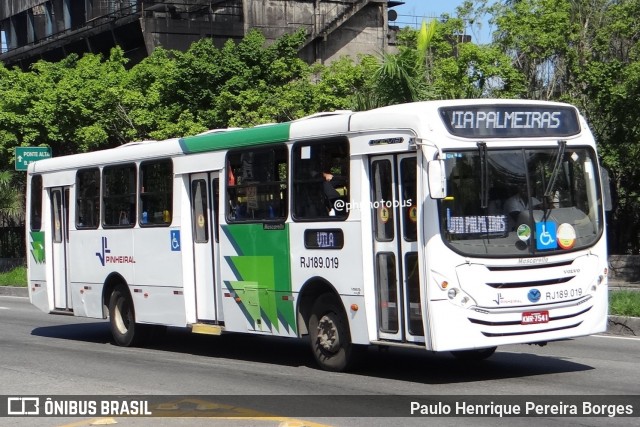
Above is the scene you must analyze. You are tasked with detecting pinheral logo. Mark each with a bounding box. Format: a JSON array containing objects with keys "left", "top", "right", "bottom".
[{"left": 95, "top": 237, "right": 135, "bottom": 266}]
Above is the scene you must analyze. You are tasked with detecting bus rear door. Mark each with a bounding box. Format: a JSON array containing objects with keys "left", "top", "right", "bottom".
[
  {"left": 370, "top": 154, "right": 423, "bottom": 343},
  {"left": 50, "top": 187, "right": 72, "bottom": 311}
]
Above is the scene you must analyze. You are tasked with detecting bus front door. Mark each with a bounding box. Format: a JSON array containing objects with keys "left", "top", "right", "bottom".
[
  {"left": 190, "top": 172, "right": 222, "bottom": 323},
  {"left": 370, "top": 155, "right": 423, "bottom": 343},
  {"left": 50, "top": 187, "right": 71, "bottom": 310}
]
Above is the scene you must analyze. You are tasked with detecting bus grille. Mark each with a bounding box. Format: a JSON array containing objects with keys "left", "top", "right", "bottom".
[
  {"left": 467, "top": 305, "right": 592, "bottom": 337},
  {"left": 485, "top": 276, "right": 573, "bottom": 288}
]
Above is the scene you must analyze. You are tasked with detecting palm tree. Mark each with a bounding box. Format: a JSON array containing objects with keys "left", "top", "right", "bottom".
[{"left": 355, "top": 20, "right": 438, "bottom": 110}]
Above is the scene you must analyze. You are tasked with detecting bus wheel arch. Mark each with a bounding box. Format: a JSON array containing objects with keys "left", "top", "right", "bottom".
[
  {"left": 102, "top": 273, "right": 128, "bottom": 318},
  {"left": 103, "top": 274, "right": 139, "bottom": 347},
  {"left": 298, "top": 278, "right": 355, "bottom": 372},
  {"left": 296, "top": 277, "right": 341, "bottom": 336}
]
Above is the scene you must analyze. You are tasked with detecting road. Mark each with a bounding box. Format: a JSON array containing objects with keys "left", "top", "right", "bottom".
[{"left": 1, "top": 295, "right": 639, "bottom": 427}]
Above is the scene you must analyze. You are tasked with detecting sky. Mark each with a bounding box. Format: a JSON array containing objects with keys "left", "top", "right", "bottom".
[
  {"left": 391, "top": 0, "right": 492, "bottom": 44},
  {"left": 392, "top": 0, "right": 466, "bottom": 23}
]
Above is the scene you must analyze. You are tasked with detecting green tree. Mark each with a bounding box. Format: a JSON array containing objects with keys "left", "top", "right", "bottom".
[
  {"left": 486, "top": 0, "right": 640, "bottom": 253},
  {"left": 0, "top": 171, "right": 22, "bottom": 226}
]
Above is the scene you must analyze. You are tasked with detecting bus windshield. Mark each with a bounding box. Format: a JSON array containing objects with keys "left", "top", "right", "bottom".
[{"left": 439, "top": 146, "right": 603, "bottom": 257}]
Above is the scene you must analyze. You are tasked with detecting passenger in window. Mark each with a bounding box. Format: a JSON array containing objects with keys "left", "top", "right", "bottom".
[
  {"left": 504, "top": 184, "right": 541, "bottom": 230},
  {"left": 322, "top": 170, "right": 347, "bottom": 216},
  {"left": 504, "top": 184, "right": 541, "bottom": 215}
]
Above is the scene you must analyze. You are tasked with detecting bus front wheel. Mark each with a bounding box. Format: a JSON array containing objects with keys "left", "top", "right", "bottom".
[
  {"left": 108, "top": 284, "right": 139, "bottom": 347},
  {"left": 308, "top": 294, "right": 353, "bottom": 372}
]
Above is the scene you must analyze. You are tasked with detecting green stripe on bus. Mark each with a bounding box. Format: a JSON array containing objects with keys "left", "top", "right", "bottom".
[
  {"left": 179, "top": 123, "right": 291, "bottom": 154},
  {"left": 222, "top": 223, "right": 296, "bottom": 333}
]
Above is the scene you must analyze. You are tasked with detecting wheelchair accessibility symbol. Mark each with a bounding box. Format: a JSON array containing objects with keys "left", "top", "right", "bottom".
[
  {"left": 170, "top": 230, "right": 181, "bottom": 251},
  {"left": 535, "top": 221, "right": 557, "bottom": 250}
]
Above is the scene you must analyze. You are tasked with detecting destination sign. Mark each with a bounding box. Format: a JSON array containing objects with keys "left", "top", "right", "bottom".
[
  {"left": 304, "top": 229, "right": 344, "bottom": 249},
  {"left": 439, "top": 105, "right": 581, "bottom": 138},
  {"left": 447, "top": 215, "right": 508, "bottom": 238}
]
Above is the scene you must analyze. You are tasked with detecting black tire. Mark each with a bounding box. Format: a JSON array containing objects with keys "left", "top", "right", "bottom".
[
  {"left": 108, "top": 284, "right": 140, "bottom": 347},
  {"left": 450, "top": 346, "right": 497, "bottom": 361},
  {"left": 308, "top": 294, "right": 354, "bottom": 372}
]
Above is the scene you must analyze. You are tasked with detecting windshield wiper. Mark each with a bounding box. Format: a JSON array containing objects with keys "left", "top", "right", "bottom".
[
  {"left": 477, "top": 142, "right": 488, "bottom": 209},
  {"left": 544, "top": 140, "right": 567, "bottom": 197},
  {"left": 542, "top": 140, "right": 566, "bottom": 221}
]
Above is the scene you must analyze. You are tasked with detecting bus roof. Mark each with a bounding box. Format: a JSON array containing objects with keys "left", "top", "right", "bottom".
[{"left": 27, "top": 100, "right": 583, "bottom": 174}]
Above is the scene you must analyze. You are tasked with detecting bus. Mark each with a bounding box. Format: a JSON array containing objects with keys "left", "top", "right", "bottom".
[{"left": 26, "top": 99, "right": 610, "bottom": 371}]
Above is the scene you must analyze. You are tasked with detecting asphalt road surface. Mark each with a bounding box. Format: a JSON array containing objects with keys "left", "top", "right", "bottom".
[{"left": 1, "top": 295, "right": 639, "bottom": 427}]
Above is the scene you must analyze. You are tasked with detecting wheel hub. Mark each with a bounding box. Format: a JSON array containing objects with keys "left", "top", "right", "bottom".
[{"left": 317, "top": 315, "right": 340, "bottom": 353}]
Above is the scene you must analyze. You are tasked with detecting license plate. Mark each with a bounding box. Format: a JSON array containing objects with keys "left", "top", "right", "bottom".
[{"left": 522, "top": 311, "right": 549, "bottom": 325}]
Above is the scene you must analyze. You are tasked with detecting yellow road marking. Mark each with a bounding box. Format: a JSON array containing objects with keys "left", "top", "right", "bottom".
[{"left": 57, "top": 397, "right": 334, "bottom": 427}]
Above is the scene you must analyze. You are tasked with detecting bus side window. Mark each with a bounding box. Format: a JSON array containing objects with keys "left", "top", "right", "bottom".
[
  {"left": 30, "top": 175, "right": 43, "bottom": 231},
  {"left": 140, "top": 159, "right": 173, "bottom": 226},
  {"left": 103, "top": 164, "right": 136, "bottom": 228},
  {"left": 292, "top": 138, "right": 349, "bottom": 220},
  {"left": 226, "top": 145, "right": 287, "bottom": 222},
  {"left": 76, "top": 168, "right": 100, "bottom": 229}
]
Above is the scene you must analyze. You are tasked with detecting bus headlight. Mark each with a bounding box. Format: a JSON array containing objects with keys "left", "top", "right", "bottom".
[{"left": 447, "top": 287, "right": 476, "bottom": 308}]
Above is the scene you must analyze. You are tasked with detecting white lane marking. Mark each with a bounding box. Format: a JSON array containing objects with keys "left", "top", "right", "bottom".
[{"left": 594, "top": 333, "right": 640, "bottom": 341}]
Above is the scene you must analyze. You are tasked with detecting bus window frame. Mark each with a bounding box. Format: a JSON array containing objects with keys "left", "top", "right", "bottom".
[
  {"left": 225, "top": 144, "right": 288, "bottom": 224},
  {"left": 29, "top": 174, "right": 43, "bottom": 232},
  {"left": 75, "top": 168, "right": 101, "bottom": 230},
  {"left": 291, "top": 137, "right": 350, "bottom": 222},
  {"left": 102, "top": 163, "right": 137, "bottom": 229},
  {"left": 139, "top": 158, "right": 173, "bottom": 227}
]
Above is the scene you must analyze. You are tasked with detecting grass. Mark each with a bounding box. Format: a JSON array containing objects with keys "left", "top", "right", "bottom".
[
  {"left": 609, "top": 290, "right": 640, "bottom": 318},
  {"left": 0, "top": 266, "right": 26, "bottom": 287},
  {"left": 1, "top": 266, "right": 639, "bottom": 316}
]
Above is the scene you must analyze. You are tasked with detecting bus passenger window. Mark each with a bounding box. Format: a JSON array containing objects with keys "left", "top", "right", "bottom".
[
  {"left": 76, "top": 168, "right": 100, "bottom": 229},
  {"left": 140, "top": 159, "right": 173, "bottom": 226},
  {"left": 292, "top": 138, "right": 349, "bottom": 220},
  {"left": 226, "top": 145, "right": 287, "bottom": 222},
  {"left": 30, "top": 175, "right": 43, "bottom": 231},
  {"left": 103, "top": 164, "right": 136, "bottom": 228}
]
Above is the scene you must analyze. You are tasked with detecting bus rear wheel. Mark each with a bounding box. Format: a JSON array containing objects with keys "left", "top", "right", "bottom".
[
  {"left": 108, "top": 284, "right": 140, "bottom": 347},
  {"left": 450, "top": 346, "right": 497, "bottom": 361},
  {"left": 308, "top": 294, "right": 353, "bottom": 372}
]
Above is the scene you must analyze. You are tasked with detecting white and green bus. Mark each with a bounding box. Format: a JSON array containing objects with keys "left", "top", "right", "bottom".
[{"left": 26, "top": 99, "right": 610, "bottom": 371}]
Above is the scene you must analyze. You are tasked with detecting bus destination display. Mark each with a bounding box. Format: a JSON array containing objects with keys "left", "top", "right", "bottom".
[{"left": 440, "top": 105, "right": 581, "bottom": 138}]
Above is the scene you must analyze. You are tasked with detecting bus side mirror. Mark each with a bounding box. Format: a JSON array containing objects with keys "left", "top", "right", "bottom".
[
  {"left": 428, "top": 159, "right": 447, "bottom": 199},
  {"left": 601, "top": 167, "right": 613, "bottom": 212}
]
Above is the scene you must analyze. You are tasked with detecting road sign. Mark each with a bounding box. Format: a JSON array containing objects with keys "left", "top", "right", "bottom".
[{"left": 15, "top": 147, "right": 52, "bottom": 171}]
